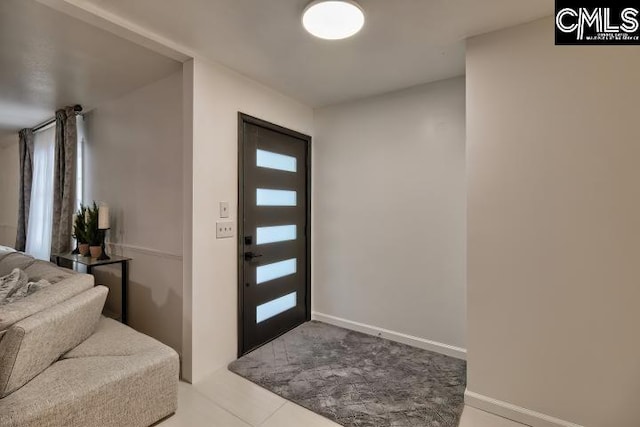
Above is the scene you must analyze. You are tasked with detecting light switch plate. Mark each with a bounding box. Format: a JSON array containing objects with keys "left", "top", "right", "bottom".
[
  {"left": 220, "top": 201, "right": 230, "bottom": 218},
  {"left": 216, "top": 221, "right": 234, "bottom": 238}
]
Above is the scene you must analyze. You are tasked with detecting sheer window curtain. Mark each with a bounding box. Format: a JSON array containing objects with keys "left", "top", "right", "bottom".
[{"left": 25, "top": 125, "right": 56, "bottom": 260}]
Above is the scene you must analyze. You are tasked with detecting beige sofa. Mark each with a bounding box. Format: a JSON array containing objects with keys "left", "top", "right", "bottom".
[{"left": 0, "top": 248, "right": 178, "bottom": 427}]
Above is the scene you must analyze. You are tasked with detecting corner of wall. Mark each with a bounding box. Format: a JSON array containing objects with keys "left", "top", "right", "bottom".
[{"left": 181, "top": 58, "right": 194, "bottom": 382}]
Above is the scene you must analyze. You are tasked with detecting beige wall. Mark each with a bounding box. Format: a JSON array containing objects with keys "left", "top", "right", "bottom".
[
  {"left": 313, "top": 77, "right": 466, "bottom": 353},
  {"left": 0, "top": 136, "right": 19, "bottom": 247},
  {"left": 185, "top": 58, "right": 314, "bottom": 383},
  {"left": 83, "top": 70, "right": 183, "bottom": 354},
  {"left": 467, "top": 17, "right": 640, "bottom": 427}
]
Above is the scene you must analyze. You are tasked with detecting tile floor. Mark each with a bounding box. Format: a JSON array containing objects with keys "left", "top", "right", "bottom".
[{"left": 158, "top": 368, "right": 527, "bottom": 427}]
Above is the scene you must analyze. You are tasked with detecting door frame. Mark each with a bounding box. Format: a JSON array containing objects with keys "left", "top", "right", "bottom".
[{"left": 237, "top": 112, "right": 312, "bottom": 357}]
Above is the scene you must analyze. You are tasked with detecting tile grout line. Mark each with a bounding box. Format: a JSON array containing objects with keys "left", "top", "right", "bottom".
[
  {"left": 193, "top": 370, "right": 289, "bottom": 427},
  {"left": 187, "top": 382, "right": 256, "bottom": 426},
  {"left": 257, "top": 401, "right": 288, "bottom": 426},
  {"left": 219, "top": 370, "right": 291, "bottom": 426}
]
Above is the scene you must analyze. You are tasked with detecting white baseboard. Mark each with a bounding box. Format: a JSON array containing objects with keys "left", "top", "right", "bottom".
[
  {"left": 464, "top": 390, "right": 584, "bottom": 427},
  {"left": 311, "top": 311, "right": 466, "bottom": 360}
]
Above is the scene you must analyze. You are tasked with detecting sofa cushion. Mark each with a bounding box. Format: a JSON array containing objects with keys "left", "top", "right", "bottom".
[
  {"left": 0, "top": 273, "right": 94, "bottom": 338},
  {"left": 0, "top": 252, "right": 93, "bottom": 339},
  {"left": 1, "top": 279, "right": 52, "bottom": 306},
  {"left": 0, "top": 269, "right": 28, "bottom": 303},
  {"left": 0, "top": 317, "right": 179, "bottom": 427},
  {"left": 23, "top": 260, "right": 73, "bottom": 284},
  {"left": 0, "top": 253, "right": 37, "bottom": 277},
  {"left": 0, "top": 286, "right": 108, "bottom": 398}
]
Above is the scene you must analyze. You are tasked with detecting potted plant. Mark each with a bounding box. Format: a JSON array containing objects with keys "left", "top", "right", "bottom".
[
  {"left": 73, "top": 205, "right": 90, "bottom": 256},
  {"left": 86, "top": 203, "right": 103, "bottom": 258}
]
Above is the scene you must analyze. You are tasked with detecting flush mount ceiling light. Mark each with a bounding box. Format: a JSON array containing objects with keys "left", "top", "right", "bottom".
[{"left": 302, "top": 0, "right": 365, "bottom": 40}]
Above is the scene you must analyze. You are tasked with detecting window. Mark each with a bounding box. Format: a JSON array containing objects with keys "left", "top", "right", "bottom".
[
  {"left": 256, "top": 292, "right": 297, "bottom": 323},
  {"left": 25, "top": 115, "right": 84, "bottom": 260},
  {"left": 256, "top": 225, "right": 297, "bottom": 245},
  {"left": 256, "top": 189, "right": 297, "bottom": 206},
  {"left": 256, "top": 149, "right": 297, "bottom": 172},
  {"left": 256, "top": 258, "right": 297, "bottom": 284}
]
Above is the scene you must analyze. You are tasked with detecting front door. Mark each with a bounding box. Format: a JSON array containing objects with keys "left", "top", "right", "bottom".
[{"left": 238, "top": 113, "right": 311, "bottom": 355}]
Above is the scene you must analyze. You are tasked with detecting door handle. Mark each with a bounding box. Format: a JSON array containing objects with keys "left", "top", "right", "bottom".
[{"left": 244, "top": 252, "right": 263, "bottom": 261}]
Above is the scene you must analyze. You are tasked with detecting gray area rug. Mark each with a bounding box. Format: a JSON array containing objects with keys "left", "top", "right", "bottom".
[{"left": 228, "top": 321, "right": 466, "bottom": 426}]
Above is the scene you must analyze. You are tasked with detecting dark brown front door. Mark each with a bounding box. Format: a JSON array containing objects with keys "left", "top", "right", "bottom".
[{"left": 238, "top": 113, "right": 311, "bottom": 355}]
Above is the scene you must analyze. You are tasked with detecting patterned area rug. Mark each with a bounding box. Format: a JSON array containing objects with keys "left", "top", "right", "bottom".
[{"left": 228, "top": 321, "right": 466, "bottom": 426}]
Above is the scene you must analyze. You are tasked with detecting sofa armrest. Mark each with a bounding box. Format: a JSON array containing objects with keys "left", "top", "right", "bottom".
[{"left": 0, "top": 286, "right": 108, "bottom": 397}]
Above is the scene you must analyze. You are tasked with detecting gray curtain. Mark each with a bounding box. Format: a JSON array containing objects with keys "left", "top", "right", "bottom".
[
  {"left": 15, "top": 129, "right": 34, "bottom": 251},
  {"left": 50, "top": 107, "right": 77, "bottom": 255}
]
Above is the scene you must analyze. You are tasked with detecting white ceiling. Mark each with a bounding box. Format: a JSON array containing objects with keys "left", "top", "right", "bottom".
[
  {"left": 0, "top": 0, "right": 553, "bottom": 141},
  {"left": 71, "top": 0, "right": 553, "bottom": 107},
  {"left": 0, "top": 0, "right": 181, "bottom": 139}
]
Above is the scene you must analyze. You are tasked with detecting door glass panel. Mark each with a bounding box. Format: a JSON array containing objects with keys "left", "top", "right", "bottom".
[
  {"left": 256, "top": 292, "right": 297, "bottom": 323},
  {"left": 257, "top": 149, "right": 297, "bottom": 172},
  {"left": 257, "top": 225, "right": 297, "bottom": 245},
  {"left": 256, "top": 258, "right": 297, "bottom": 284},
  {"left": 256, "top": 189, "right": 297, "bottom": 206}
]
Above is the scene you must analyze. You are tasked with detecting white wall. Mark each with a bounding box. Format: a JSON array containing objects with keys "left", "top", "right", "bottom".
[
  {"left": 313, "top": 77, "right": 466, "bottom": 354},
  {"left": 0, "top": 136, "right": 19, "bottom": 247},
  {"left": 184, "top": 57, "right": 314, "bottom": 383},
  {"left": 83, "top": 70, "right": 183, "bottom": 354},
  {"left": 466, "top": 17, "right": 640, "bottom": 427}
]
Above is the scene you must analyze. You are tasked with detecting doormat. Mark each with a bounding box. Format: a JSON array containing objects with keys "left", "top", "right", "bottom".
[{"left": 228, "top": 321, "right": 466, "bottom": 426}]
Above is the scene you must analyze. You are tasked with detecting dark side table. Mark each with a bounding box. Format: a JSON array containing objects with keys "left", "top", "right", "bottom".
[{"left": 54, "top": 253, "right": 131, "bottom": 324}]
